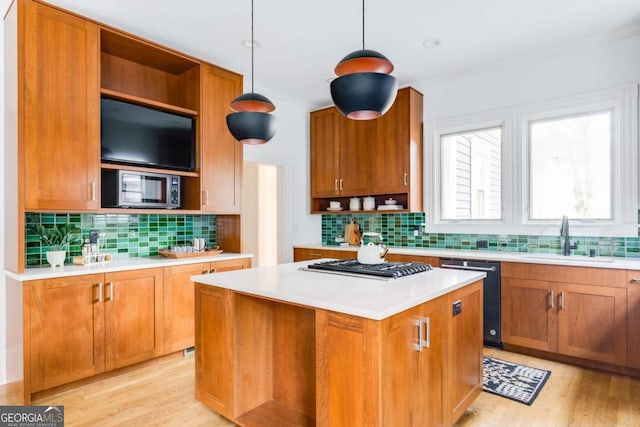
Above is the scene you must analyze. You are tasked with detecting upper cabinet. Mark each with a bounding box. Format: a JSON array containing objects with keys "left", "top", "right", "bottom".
[
  {"left": 22, "top": 0, "right": 100, "bottom": 211},
  {"left": 310, "top": 108, "right": 374, "bottom": 198},
  {"left": 309, "top": 87, "right": 423, "bottom": 213},
  {"left": 200, "top": 65, "right": 243, "bottom": 214}
]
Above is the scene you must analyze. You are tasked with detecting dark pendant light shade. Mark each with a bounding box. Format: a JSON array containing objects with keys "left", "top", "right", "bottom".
[
  {"left": 226, "top": 0, "right": 277, "bottom": 144},
  {"left": 226, "top": 111, "right": 277, "bottom": 145},
  {"left": 330, "top": 0, "right": 397, "bottom": 120}
]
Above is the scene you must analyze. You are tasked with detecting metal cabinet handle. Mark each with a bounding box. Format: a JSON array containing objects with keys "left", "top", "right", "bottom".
[
  {"left": 96, "top": 282, "right": 103, "bottom": 303},
  {"left": 339, "top": 179, "right": 343, "bottom": 191},
  {"left": 630, "top": 277, "right": 640, "bottom": 283},
  {"left": 210, "top": 268, "right": 217, "bottom": 273},
  {"left": 310, "top": 252, "right": 322, "bottom": 257},
  {"left": 334, "top": 179, "right": 338, "bottom": 191},
  {"left": 89, "top": 182, "right": 96, "bottom": 201},
  {"left": 201, "top": 190, "right": 209, "bottom": 205},
  {"left": 420, "top": 317, "right": 430, "bottom": 349},
  {"left": 105, "top": 281, "right": 114, "bottom": 301},
  {"left": 549, "top": 289, "right": 554, "bottom": 309},
  {"left": 202, "top": 270, "right": 209, "bottom": 274},
  {"left": 413, "top": 319, "right": 422, "bottom": 352},
  {"left": 441, "top": 264, "right": 496, "bottom": 272},
  {"left": 559, "top": 291, "right": 565, "bottom": 310},
  {"left": 403, "top": 173, "right": 408, "bottom": 186},
  {"left": 412, "top": 317, "right": 430, "bottom": 351}
]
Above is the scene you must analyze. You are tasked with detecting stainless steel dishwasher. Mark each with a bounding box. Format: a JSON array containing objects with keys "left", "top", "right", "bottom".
[{"left": 439, "top": 258, "right": 502, "bottom": 348}]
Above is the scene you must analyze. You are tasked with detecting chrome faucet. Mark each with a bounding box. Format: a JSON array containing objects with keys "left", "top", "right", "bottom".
[{"left": 560, "top": 215, "right": 577, "bottom": 256}]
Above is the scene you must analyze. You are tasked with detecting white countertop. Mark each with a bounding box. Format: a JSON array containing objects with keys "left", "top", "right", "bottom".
[
  {"left": 5, "top": 252, "right": 254, "bottom": 281},
  {"left": 191, "top": 260, "right": 485, "bottom": 320},
  {"left": 293, "top": 243, "right": 640, "bottom": 270}
]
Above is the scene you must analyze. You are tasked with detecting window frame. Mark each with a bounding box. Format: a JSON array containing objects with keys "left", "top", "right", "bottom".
[{"left": 426, "top": 83, "right": 638, "bottom": 237}]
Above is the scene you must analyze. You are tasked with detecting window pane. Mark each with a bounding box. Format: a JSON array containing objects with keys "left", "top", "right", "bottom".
[
  {"left": 529, "top": 111, "right": 611, "bottom": 220},
  {"left": 441, "top": 127, "right": 502, "bottom": 220}
]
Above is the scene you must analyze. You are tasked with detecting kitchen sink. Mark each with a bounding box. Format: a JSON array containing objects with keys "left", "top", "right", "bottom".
[{"left": 519, "top": 253, "right": 615, "bottom": 263}]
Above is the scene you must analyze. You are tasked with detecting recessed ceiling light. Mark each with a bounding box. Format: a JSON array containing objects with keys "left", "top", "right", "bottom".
[
  {"left": 242, "top": 39, "right": 260, "bottom": 48},
  {"left": 422, "top": 38, "right": 441, "bottom": 48}
]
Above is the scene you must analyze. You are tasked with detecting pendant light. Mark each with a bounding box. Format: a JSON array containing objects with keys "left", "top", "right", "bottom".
[
  {"left": 330, "top": 0, "right": 397, "bottom": 120},
  {"left": 226, "top": 0, "right": 277, "bottom": 144}
]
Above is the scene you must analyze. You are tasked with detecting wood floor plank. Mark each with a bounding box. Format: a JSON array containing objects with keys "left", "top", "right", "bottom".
[{"left": 1, "top": 348, "right": 639, "bottom": 426}]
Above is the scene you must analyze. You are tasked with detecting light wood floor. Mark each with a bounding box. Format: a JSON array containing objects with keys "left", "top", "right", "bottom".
[{"left": 1, "top": 348, "right": 639, "bottom": 426}]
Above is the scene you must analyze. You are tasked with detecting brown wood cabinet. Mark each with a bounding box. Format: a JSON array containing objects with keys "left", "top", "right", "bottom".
[
  {"left": 164, "top": 258, "right": 251, "bottom": 354},
  {"left": 27, "top": 268, "right": 163, "bottom": 395},
  {"left": 385, "top": 252, "right": 439, "bottom": 266},
  {"left": 626, "top": 271, "right": 640, "bottom": 369},
  {"left": 200, "top": 64, "right": 243, "bottom": 214},
  {"left": 379, "top": 296, "right": 444, "bottom": 426},
  {"left": 293, "top": 247, "right": 357, "bottom": 262},
  {"left": 309, "top": 87, "right": 423, "bottom": 213},
  {"left": 502, "top": 263, "right": 628, "bottom": 366},
  {"left": 103, "top": 268, "right": 164, "bottom": 370},
  {"left": 4, "top": 0, "right": 244, "bottom": 273},
  {"left": 195, "top": 279, "right": 483, "bottom": 426},
  {"left": 23, "top": 0, "right": 100, "bottom": 211},
  {"left": 28, "top": 274, "right": 106, "bottom": 393},
  {"left": 444, "top": 280, "right": 484, "bottom": 426}
]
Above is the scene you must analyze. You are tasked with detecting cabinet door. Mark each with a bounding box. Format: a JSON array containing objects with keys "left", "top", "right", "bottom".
[
  {"left": 381, "top": 298, "right": 443, "bottom": 426},
  {"left": 628, "top": 271, "right": 640, "bottom": 369},
  {"left": 338, "top": 115, "right": 374, "bottom": 196},
  {"left": 23, "top": 0, "right": 99, "bottom": 210},
  {"left": 210, "top": 257, "right": 252, "bottom": 273},
  {"left": 163, "top": 263, "right": 210, "bottom": 354},
  {"left": 557, "top": 283, "right": 627, "bottom": 366},
  {"left": 501, "top": 277, "right": 558, "bottom": 352},
  {"left": 310, "top": 108, "right": 340, "bottom": 197},
  {"left": 29, "top": 274, "right": 105, "bottom": 392},
  {"left": 201, "top": 64, "right": 243, "bottom": 213},
  {"left": 372, "top": 88, "right": 409, "bottom": 194},
  {"left": 444, "top": 280, "right": 483, "bottom": 426},
  {"left": 195, "top": 283, "right": 235, "bottom": 418},
  {"left": 104, "top": 268, "right": 163, "bottom": 370}
]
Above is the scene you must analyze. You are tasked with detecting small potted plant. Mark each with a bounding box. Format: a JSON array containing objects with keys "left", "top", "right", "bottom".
[{"left": 29, "top": 223, "right": 81, "bottom": 267}]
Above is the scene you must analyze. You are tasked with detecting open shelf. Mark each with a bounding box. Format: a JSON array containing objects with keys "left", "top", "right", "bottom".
[
  {"left": 235, "top": 400, "right": 315, "bottom": 427},
  {"left": 100, "top": 88, "right": 198, "bottom": 117}
]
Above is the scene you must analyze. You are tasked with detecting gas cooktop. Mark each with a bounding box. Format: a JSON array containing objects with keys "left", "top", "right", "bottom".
[{"left": 305, "top": 259, "right": 432, "bottom": 280}]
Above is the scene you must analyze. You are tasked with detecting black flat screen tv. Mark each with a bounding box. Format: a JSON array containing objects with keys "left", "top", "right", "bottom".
[{"left": 101, "top": 98, "right": 195, "bottom": 171}]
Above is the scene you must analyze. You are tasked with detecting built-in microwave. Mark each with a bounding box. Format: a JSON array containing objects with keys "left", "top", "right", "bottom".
[{"left": 101, "top": 169, "right": 181, "bottom": 209}]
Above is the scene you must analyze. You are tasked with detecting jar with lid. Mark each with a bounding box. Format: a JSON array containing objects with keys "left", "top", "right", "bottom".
[{"left": 349, "top": 197, "right": 361, "bottom": 211}]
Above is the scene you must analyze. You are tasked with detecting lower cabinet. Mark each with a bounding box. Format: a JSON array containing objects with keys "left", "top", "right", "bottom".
[
  {"left": 626, "top": 271, "right": 640, "bottom": 369},
  {"left": 26, "top": 258, "right": 251, "bottom": 399},
  {"left": 164, "top": 258, "right": 251, "bottom": 354},
  {"left": 502, "top": 263, "right": 628, "bottom": 367},
  {"left": 28, "top": 268, "right": 164, "bottom": 393},
  {"left": 195, "top": 279, "right": 483, "bottom": 426}
]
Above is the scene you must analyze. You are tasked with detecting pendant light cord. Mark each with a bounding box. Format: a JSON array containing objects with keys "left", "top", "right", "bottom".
[
  {"left": 251, "top": 0, "right": 255, "bottom": 93},
  {"left": 362, "top": 0, "right": 365, "bottom": 50}
]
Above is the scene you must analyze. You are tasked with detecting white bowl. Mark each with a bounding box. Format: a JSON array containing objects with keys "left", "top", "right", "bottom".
[{"left": 384, "top": 199, "right": 397, "bottom": 205}]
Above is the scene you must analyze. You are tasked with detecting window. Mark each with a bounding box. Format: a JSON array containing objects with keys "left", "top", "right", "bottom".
[
  {"left": 440, "top": 127, "right": 502, "bottom": 220},
  {"left": 529, "top": 111, "right": 612, "bottom": 220},
  {"left": 428, "top": 84, "right": 638, "bottom": 236}
]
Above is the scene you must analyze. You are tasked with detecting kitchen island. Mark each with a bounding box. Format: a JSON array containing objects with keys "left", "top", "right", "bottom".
[{"left": 192, "top": 260, "right": 485, "bottom": 426}]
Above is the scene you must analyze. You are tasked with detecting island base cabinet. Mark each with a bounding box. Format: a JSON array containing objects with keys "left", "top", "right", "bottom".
[
  {"left": 443, "top": 281, "right": 483, "bottom": 427},
  {"left": 195, "top": 280, "right": 483, "bottom": 427}
]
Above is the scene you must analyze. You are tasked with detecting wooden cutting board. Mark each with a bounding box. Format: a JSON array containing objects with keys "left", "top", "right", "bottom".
[{"left": 345, "top": 218, "right": 360, "bottom": 245}]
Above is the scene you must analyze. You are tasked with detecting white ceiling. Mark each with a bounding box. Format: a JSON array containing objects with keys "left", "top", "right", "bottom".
[{"left": 46, "top": 0, "right": 640, "bottom": 109}]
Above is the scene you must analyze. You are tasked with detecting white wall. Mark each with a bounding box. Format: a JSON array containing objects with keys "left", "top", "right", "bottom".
[
  {"left": 0, "top": 0, "right": 11, "bottom": 385},
  {"left": 242, "top": 87, "right": 321, "bottom": 262},
  {"left": 413, "top": 33, "right": 640, "bottom": 121}
]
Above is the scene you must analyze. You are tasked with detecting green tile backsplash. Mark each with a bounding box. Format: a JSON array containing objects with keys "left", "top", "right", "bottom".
[
  {"left": 322, "top": 213, "right": 640, "bottom": 258},
  {"left": 25, "top": 213, "right": 216, "bottom": 267}
]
